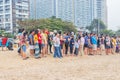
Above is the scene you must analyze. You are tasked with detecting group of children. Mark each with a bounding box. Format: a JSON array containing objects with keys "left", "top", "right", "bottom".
[{"left": 17, "top": 28, "right": 120, "bottom": 60}]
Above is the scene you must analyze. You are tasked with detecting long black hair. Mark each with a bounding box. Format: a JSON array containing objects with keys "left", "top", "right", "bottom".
[{"left": 35, "top": 30, "right": 38, "bottom": 35}]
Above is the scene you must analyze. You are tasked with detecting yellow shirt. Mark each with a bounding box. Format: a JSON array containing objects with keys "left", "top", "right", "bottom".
[
  {"left": 34, "top": 34, "right": 38, "bottom": 43},
  {"left": 112, "top": 38, "right": 116, "bottom": 46},
  {"left": 41, "top": 33, "right": 47, "bottom": 44}
]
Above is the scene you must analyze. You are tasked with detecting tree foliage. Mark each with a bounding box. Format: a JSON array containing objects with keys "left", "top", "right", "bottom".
[
  {"left": 86, "top": 19, "right": 107, "bottom": 32},
  {"left": 116, "top": 29, "right": 120, "bottom": 36},
  {"left": 101, "top": 29, "right": 115, "bottom": 36},
  {"left": 0, "top": 29, "right": 14, "bottom": 38},
  {"left": 17, "top": 17, "right": 77, "bottom": 32}
]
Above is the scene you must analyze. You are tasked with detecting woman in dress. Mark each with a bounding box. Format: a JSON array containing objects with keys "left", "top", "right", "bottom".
[
  {"left": 20, "top": 31, "right": 28, "bottom": 60},
  {"left": 34, "top": 30, "right": 40, "bottom": 59}
]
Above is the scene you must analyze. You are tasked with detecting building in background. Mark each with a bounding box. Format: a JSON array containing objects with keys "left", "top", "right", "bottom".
[
  {"left": 29, "top": 0, "right": 107, "bottom": 28},
  {"left": 74, "top": 0, "right": 107, "bottom": 28},
  {"left": 0, "top": 0, "right": 107, "bottom": 32},
  {"left": 0, "top": 0, "right": 29, "bottom": 33},
  {"left": 95, "top": 0, "right": 107, "bottom": 26},
  {"left": 30, "top": 0, "right": 54, "bottom": 19},
  {"left": 55, "top": 0, "right": 74, "bottom": 23},
  {"left": 74, "top": 0, "right": 94, "bottom": 27}
]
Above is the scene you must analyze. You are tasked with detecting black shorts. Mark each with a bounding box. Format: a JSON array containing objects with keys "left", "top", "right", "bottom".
[
  {"left": 84, "top": 44, "right": 88, "bottom": 48},
  {"left": 97, "top": 45, "right": 100, "bottom": 48},
  {"left": 60, "top": 44, "right": 63, "bottom": 49},
  {"left": 105, "top": 45, "right": 111, "bottom": 49}
]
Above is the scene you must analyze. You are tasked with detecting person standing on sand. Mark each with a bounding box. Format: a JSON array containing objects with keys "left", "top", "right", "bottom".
[
  {"left": 17, "top": 29, "right": 23, "bottom": 47},
  {"left": 58, "top": 31, "right": 63, "bottom": 57},
  {"left": 48, "top": 32, "right": 53, "bottom": 54},
  {"left": 38, "top": 29, "right": 42, "bottom": 54},
  {"left": 100, "top": 35, "right": 105, "bottom": 54},
  {"left": 0, "top": 36, "right": 2, "bottom": 47},
  {"left": 97, "top": 36, "right": 101, "bottom": 55},
  {"left": 69, "top": 35, "right": 75, "bottom": 56},
  {"left": 104, "top": 35, "right": 111, "bottom": 55},
  {"left": 79, "top": 34, "right": 85, "bottom": 56},
  {"left": 89, "top": 33, "right": 93, "bottom": 55},
  {"left": 53, "top": 33, "right": 61, "bottom": 58},
  {"left": 45, "top": 29, "right": 49, "bottom": 54},
  {"left": 91, "top": 34, "right": 97, "bottom": 55},
  {"left": 34, "top": 30, "right": 40, "bottom": 59},
  {"left": 111, "top": 36, "right": 116, "bottom": 54},
  {"left": 64, "top": 32, "right": 70, "bottom": 56},
  {"left": 62, "top": 32, "right": 66, "bottom": 56},
  {"left": 28, "top": 30, "right": 35, "bottom": 57},
  {"left": 74, "top": 39, "right": 80, "bottom": 56},
  {"left": 41, "top": 30, "right": 47, "bottom": 57},
  {"left": 84, "top": 33, "right": 89, "bottom": 55},
  {"left": 20, "top": 31, "right": 28, "bottom": 60},
  {"left": 116, "top": 36, "right": 120, "bottom": 53}
]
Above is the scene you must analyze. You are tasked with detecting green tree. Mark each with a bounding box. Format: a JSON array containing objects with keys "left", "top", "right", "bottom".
[
  {"left": 86, "top": 19, "right": 107, "bottom": 32},
  {"left": 17, "top": 17, "right": 77, "bottom": 32},
  {"left": 101, "top": 29, "right": 115, "bottom": 36},
  {"left": 116, "top": 29, "right": 120, "bottom": 36}
]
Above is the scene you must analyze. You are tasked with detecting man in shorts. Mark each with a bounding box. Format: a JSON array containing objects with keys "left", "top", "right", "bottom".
[
  {"left": 100, "top": 35, "right": 105, "bottom": 52},
  {"left": 91, "top": 34, "right": 97, "bottom": 55},
  {"left": 28, "top": 30, "right": 35, "bottom": 56}
]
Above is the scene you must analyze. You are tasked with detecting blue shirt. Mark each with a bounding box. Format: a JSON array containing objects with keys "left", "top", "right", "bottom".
[
  {"left": 84, "top": 36, "right": 89, "bottom": 45},
  {"left": 64, "top": 36, "right": 70, "bottom": 43},
  {"left": 70, "top": 38, "right": 74, "bottom": 47},
  {"left": 74, "top": 41, "right": 79, "bottom": 48},
  {"left": 91, "top": 36, "right": 97, "bottom": 45},
  {"left": 28, "top": 34, "right": 34, "bottom": 45},
  {"left": 0, "top": 38, "right": 2, "bottom": 46}
]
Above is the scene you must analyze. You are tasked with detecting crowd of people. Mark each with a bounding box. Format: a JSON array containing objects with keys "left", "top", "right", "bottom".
[{"left": 17, "top": 28, "right": 120, "bottom": 60}]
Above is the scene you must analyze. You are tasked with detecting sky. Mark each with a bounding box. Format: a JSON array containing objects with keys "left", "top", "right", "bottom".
[{"left": 107, "top": 0, "right": 120, "bottom": 31}]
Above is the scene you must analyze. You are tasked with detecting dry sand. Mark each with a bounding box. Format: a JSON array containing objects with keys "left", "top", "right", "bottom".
[{"left": 0, "top": 49, "right": 120, "bottom": 80}]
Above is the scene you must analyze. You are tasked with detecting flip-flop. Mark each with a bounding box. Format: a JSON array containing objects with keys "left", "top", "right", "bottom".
[
  {"left": 35, "top": 57, "right": 41, "bottom": 59},
  {"left": 23, "top": 57, "right": 29, "bottom": 60}
]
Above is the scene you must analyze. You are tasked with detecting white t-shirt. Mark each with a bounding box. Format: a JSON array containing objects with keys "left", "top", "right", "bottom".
[
  {"left": 53, "top": 36, "right": 60, "bottom": 47},
  {"left": 80, "top": 37, "right": 85, "bottom": 45}
]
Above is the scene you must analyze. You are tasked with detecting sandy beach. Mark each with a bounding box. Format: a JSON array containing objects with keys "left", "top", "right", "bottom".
[{"left": 0, "top": 49, "right": 120, "bottom": 80}]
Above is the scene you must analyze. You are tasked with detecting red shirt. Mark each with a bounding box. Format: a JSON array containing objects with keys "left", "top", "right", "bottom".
[
  {"left": 38, "top": 33, "right": 42, "bottom": 44},
  {"left": 45, "top": 31, "right": 49, "bottom": 35},
  {"left": 2, "top": 37, "right": 8, "bottom": 45}
]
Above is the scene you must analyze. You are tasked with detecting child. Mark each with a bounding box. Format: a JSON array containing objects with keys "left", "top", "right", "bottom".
[{"left": 74, "top": 39, "right": 80, "bottom": 56}]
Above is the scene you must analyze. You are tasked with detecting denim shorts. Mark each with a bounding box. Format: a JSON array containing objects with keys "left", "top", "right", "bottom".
[
  {"left": 42, "top": 44, "right": 45, "bottom": 48},
  {"left": 22, "top": 45, "right": 26, "bottom": 52}
]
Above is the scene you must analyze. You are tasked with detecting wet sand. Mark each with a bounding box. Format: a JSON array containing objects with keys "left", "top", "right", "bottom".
[{"left": 0, "top": 49, "right": 120, "bottom": 80}]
